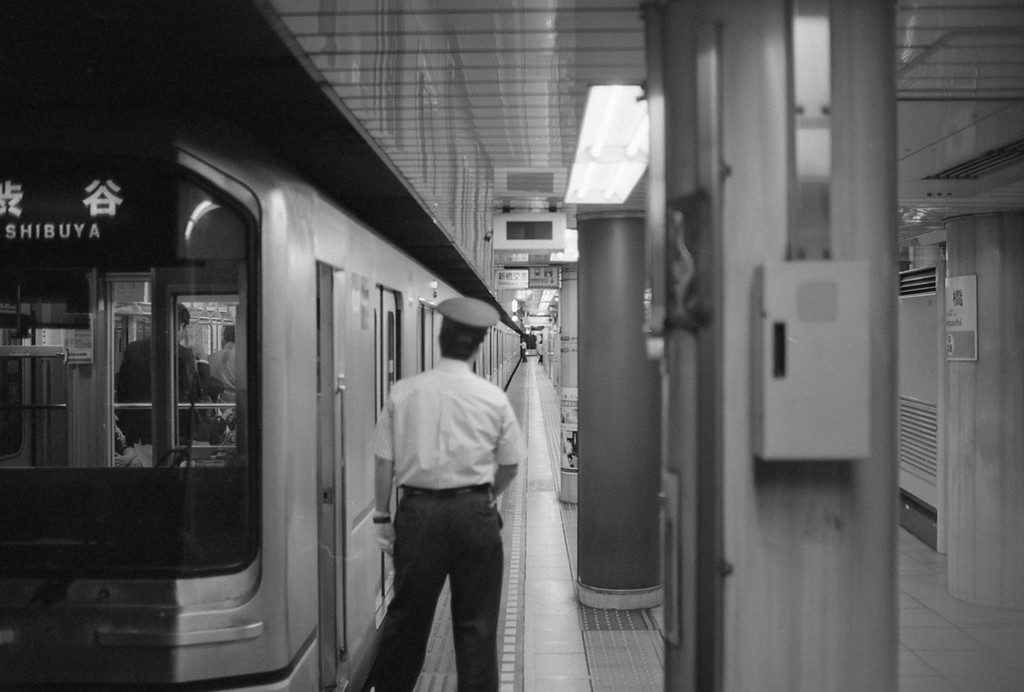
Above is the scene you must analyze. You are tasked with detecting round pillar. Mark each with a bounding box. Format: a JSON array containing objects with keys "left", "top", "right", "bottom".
[
  {"left": 946, "top": 212, "right": 1024, "bottom": 609},
  {"left": 577, "top": 211, "right": 662, "bottom": 609}
]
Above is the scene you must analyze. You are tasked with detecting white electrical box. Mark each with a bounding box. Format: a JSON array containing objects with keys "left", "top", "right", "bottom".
[{"left": 753, "top": 261, "right": 872, "bottom": 461}]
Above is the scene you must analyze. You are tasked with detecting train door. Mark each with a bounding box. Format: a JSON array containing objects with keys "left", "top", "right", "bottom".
[
  {"left": 374, "top": 286, "right": 400, "bottom": 625},
  {"left": 316, "top": 263, "right": 349, "bottom": 688}
]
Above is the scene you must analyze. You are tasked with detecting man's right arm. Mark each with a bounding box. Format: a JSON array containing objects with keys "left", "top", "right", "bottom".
[
  {"left": 492, "top": 463, "right": 518, "bottom": 497},
  {"left": 374, "top": 455, "right": 395, "bottom": 515}
]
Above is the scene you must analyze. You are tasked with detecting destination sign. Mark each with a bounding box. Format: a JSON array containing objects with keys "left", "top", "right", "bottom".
[{"left": 0, "top": 152, "right": 178, "bottom": 267}]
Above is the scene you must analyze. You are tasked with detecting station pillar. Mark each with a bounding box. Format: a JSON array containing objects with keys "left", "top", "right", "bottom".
[
  {"left": 945, "top": 212, "right": 1024, "bottom": 609},
  {"left": 576, "top": 211, "right": 662, "bottom": 609},
  {"left": 645, "top": 0, "right": 899, "bottom": 689}
]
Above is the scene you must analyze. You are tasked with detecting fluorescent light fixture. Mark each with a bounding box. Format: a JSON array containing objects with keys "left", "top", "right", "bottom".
[
  {"left": 549, "top": 227, "right": 579, "bottom": 263},
  {"left": 565, "top": 85, "right": 649, "bottom": 205}
]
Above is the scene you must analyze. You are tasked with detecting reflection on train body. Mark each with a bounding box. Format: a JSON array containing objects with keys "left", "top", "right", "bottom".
[{"left": 0, "top": 128, "right": 520, "bottom": 690}]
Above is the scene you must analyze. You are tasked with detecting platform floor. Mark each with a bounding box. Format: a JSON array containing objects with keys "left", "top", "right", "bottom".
[
  {"left": 403, "top": 358, "right": 1024, "bottom": 692},
  {"left": 898, "top": 531, "right": 1024, "bottom": 691}
]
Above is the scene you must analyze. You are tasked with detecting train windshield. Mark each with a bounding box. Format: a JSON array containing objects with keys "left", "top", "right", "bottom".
[{"left": 0, "top": 155, "right": 256, "bottom": 578}]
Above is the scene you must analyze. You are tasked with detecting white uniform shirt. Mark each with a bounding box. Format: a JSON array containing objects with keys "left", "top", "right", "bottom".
[{"left": 373, "top": 358, "right": 526, "bottom": 489}]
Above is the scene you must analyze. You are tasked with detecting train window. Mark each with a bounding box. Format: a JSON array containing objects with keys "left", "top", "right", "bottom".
[
  {"left": 0, "top": 268, "right": 93, "bottom": 467},
  {"left": 387, "top": 311, "right": 396, "bottom": 389},
  {"left": 376, "top": 288, "right": 400, "bottom": 413},
  {"left": 0, "top": 356, "right": 22, "bottom": 457},
  {"left": 111, "top": 288, "right": 242, "bottom": 468},
  {"left": 419, "top": 305, "right": 426, "bottom": 372},
  {"left": 0, "top": 163, "right": 255, "bottom": 578},
  {"left": 418, "top": 302, "right": 437, "bottom": 372}
]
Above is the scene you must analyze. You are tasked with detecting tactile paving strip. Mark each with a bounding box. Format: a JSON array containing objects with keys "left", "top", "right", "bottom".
[
  {"left": 581, "top": 606, "right": 652, "bottom": 631},
  {"left": 498, "top": 468, "right": 526, "bottom": 692},
  {"left": 585, "top": 628, "right": 664, "bottom": 691}
]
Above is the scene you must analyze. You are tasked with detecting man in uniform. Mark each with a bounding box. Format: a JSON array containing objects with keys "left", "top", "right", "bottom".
[{"left": 368, "top": 297, "right": 527, "bottom": 692}]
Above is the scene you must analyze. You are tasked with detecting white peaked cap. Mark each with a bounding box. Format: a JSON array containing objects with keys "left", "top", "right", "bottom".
[{"left": 438, "top": 297, "right": 499, "bottom": 329}]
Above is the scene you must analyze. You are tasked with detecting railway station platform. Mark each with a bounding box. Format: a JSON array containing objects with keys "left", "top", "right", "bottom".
[{"left": 384, "top": 358, "right": 1024, "bottom": 692}]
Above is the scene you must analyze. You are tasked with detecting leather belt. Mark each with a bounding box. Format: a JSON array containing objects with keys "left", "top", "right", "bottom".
[{"left": 402, "top": 484, "right": 490, "bottom": 498}]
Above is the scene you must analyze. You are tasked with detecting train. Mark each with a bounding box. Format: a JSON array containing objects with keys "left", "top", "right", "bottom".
[{"left": 0, "top": 120, "right": 520, "bottom": 690}]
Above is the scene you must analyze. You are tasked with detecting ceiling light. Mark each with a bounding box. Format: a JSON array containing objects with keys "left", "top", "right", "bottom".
[
  {"left": 565, "top": 85, "right": 649, "bottom": 205},
  {"left": 549, "top": 228, "right": 579, "bottom": 263}
]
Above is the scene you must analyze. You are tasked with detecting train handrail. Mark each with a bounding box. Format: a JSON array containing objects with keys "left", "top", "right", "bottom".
[{"left": 0, "top": 345, "right": 66, "bottom": 359}]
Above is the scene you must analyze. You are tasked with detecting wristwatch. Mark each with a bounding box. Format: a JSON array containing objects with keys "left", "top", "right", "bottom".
[{"left": 372, "top": 512, "right": 391, "bottom": 524}]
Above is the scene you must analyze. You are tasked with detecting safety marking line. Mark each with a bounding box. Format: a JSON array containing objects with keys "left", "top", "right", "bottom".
[{"left": 500, "top": 470, "right": 526, "bottom": 692}]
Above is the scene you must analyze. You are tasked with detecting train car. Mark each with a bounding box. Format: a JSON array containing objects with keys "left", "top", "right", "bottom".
[{"left": 0, "top": 120, "right": 518, "bottom": 690}]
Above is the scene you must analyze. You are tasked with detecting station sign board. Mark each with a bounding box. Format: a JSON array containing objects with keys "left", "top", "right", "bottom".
[
  {"left": 496, "top": 268, "right": 529, "bottom": 289},
  {"left": 496, "top": 252, "right": 530, "bottom": 265},
  {"left": 0, "top": 152, "right": 177, "bottom": 267},
  {"left": 528, "top": 266, "right": 559, "bottom": 288},
  {"left": 945, "top": 274, "right": 977, "bottom": 361}
]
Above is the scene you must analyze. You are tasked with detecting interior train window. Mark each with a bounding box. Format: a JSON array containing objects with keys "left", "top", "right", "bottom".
[
  {"left": 0, "top": 154, "right": 255, "bottom": 578},
  {"left": 0, "top": 352, "right": 22, "bottom": 457}
]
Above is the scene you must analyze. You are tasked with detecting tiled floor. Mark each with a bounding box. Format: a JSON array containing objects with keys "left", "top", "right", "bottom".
[
  {"left": 409, "top": 359, "right": 1024, "bottom": 691},
  {"left": 898, "top": 531, "right": 1024, "bottom": 692}
]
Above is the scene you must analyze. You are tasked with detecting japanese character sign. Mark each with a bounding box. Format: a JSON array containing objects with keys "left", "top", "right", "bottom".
[
  {"left": 0, "top": 180, "right": 24, "bottom": 217},
  {"left": 83, "top": 180, "right": 123, "bottom": 217}
]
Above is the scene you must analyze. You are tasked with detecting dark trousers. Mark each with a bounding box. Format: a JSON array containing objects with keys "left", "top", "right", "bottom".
[{"left": 369, "top": 490, "right": 504, "bottom": 692}]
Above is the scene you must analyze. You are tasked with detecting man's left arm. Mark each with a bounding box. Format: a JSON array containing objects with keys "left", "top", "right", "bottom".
[
  {"left": 371, "top": 401, "right": 397, "bottom": 553},
  {"left": 492, "top": 463, "right": 518, "bottom": 497},
  {"left": 372, "top": 454, "right": 397, "bottom": 554},
  {"left": 374, "top": 454, "right": 395, "bottom": 516}
]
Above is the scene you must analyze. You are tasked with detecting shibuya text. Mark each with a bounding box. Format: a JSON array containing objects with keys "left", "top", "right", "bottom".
[{"left": 5, "top": 222, "right": 102, "bottom": 240}]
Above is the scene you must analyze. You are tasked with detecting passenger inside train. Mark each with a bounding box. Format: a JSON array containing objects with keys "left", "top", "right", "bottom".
[
  {"left": 114, "top": 302, "right": 197, "bottom": 467},
  {"left": 209, "top": 324, "right": 238, "bottom": 403}
]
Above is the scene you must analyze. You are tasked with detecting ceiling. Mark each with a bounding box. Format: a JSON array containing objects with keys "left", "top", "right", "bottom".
[
  {"left": 263, "top": 0, "right": 1024, "bottom": 257},
  {"left": 895, "top": 2, "right": 1024, "bottom": 245},
  {"left": 263, "top": 0, "right": 648, "bottom": 323},
  {"left": 2, "top": 1, "right": 1022, "bottom": 321}
]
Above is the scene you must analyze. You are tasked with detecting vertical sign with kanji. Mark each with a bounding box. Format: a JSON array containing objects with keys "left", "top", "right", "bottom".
[{"left": 945, "top": 275, "right": 977, "bottom": 361}]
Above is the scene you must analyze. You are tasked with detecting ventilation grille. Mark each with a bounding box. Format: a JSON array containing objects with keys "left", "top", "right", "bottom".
[
  {"left": 899, "top": 266, "right": 937, "bottom": 296},
  {"left": 926, "top": 138, "right": 1024, "bottom": 180},
  {"left": 899, "top": 396, "right": 938, "bottom": 484},
  {"left": 507, "top": 171, "right": 554, "bottom": 193}
]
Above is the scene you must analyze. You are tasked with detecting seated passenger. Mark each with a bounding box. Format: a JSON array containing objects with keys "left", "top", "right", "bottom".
[{"left": 192, "top": 346, "right": 225, "bottom": 403}]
